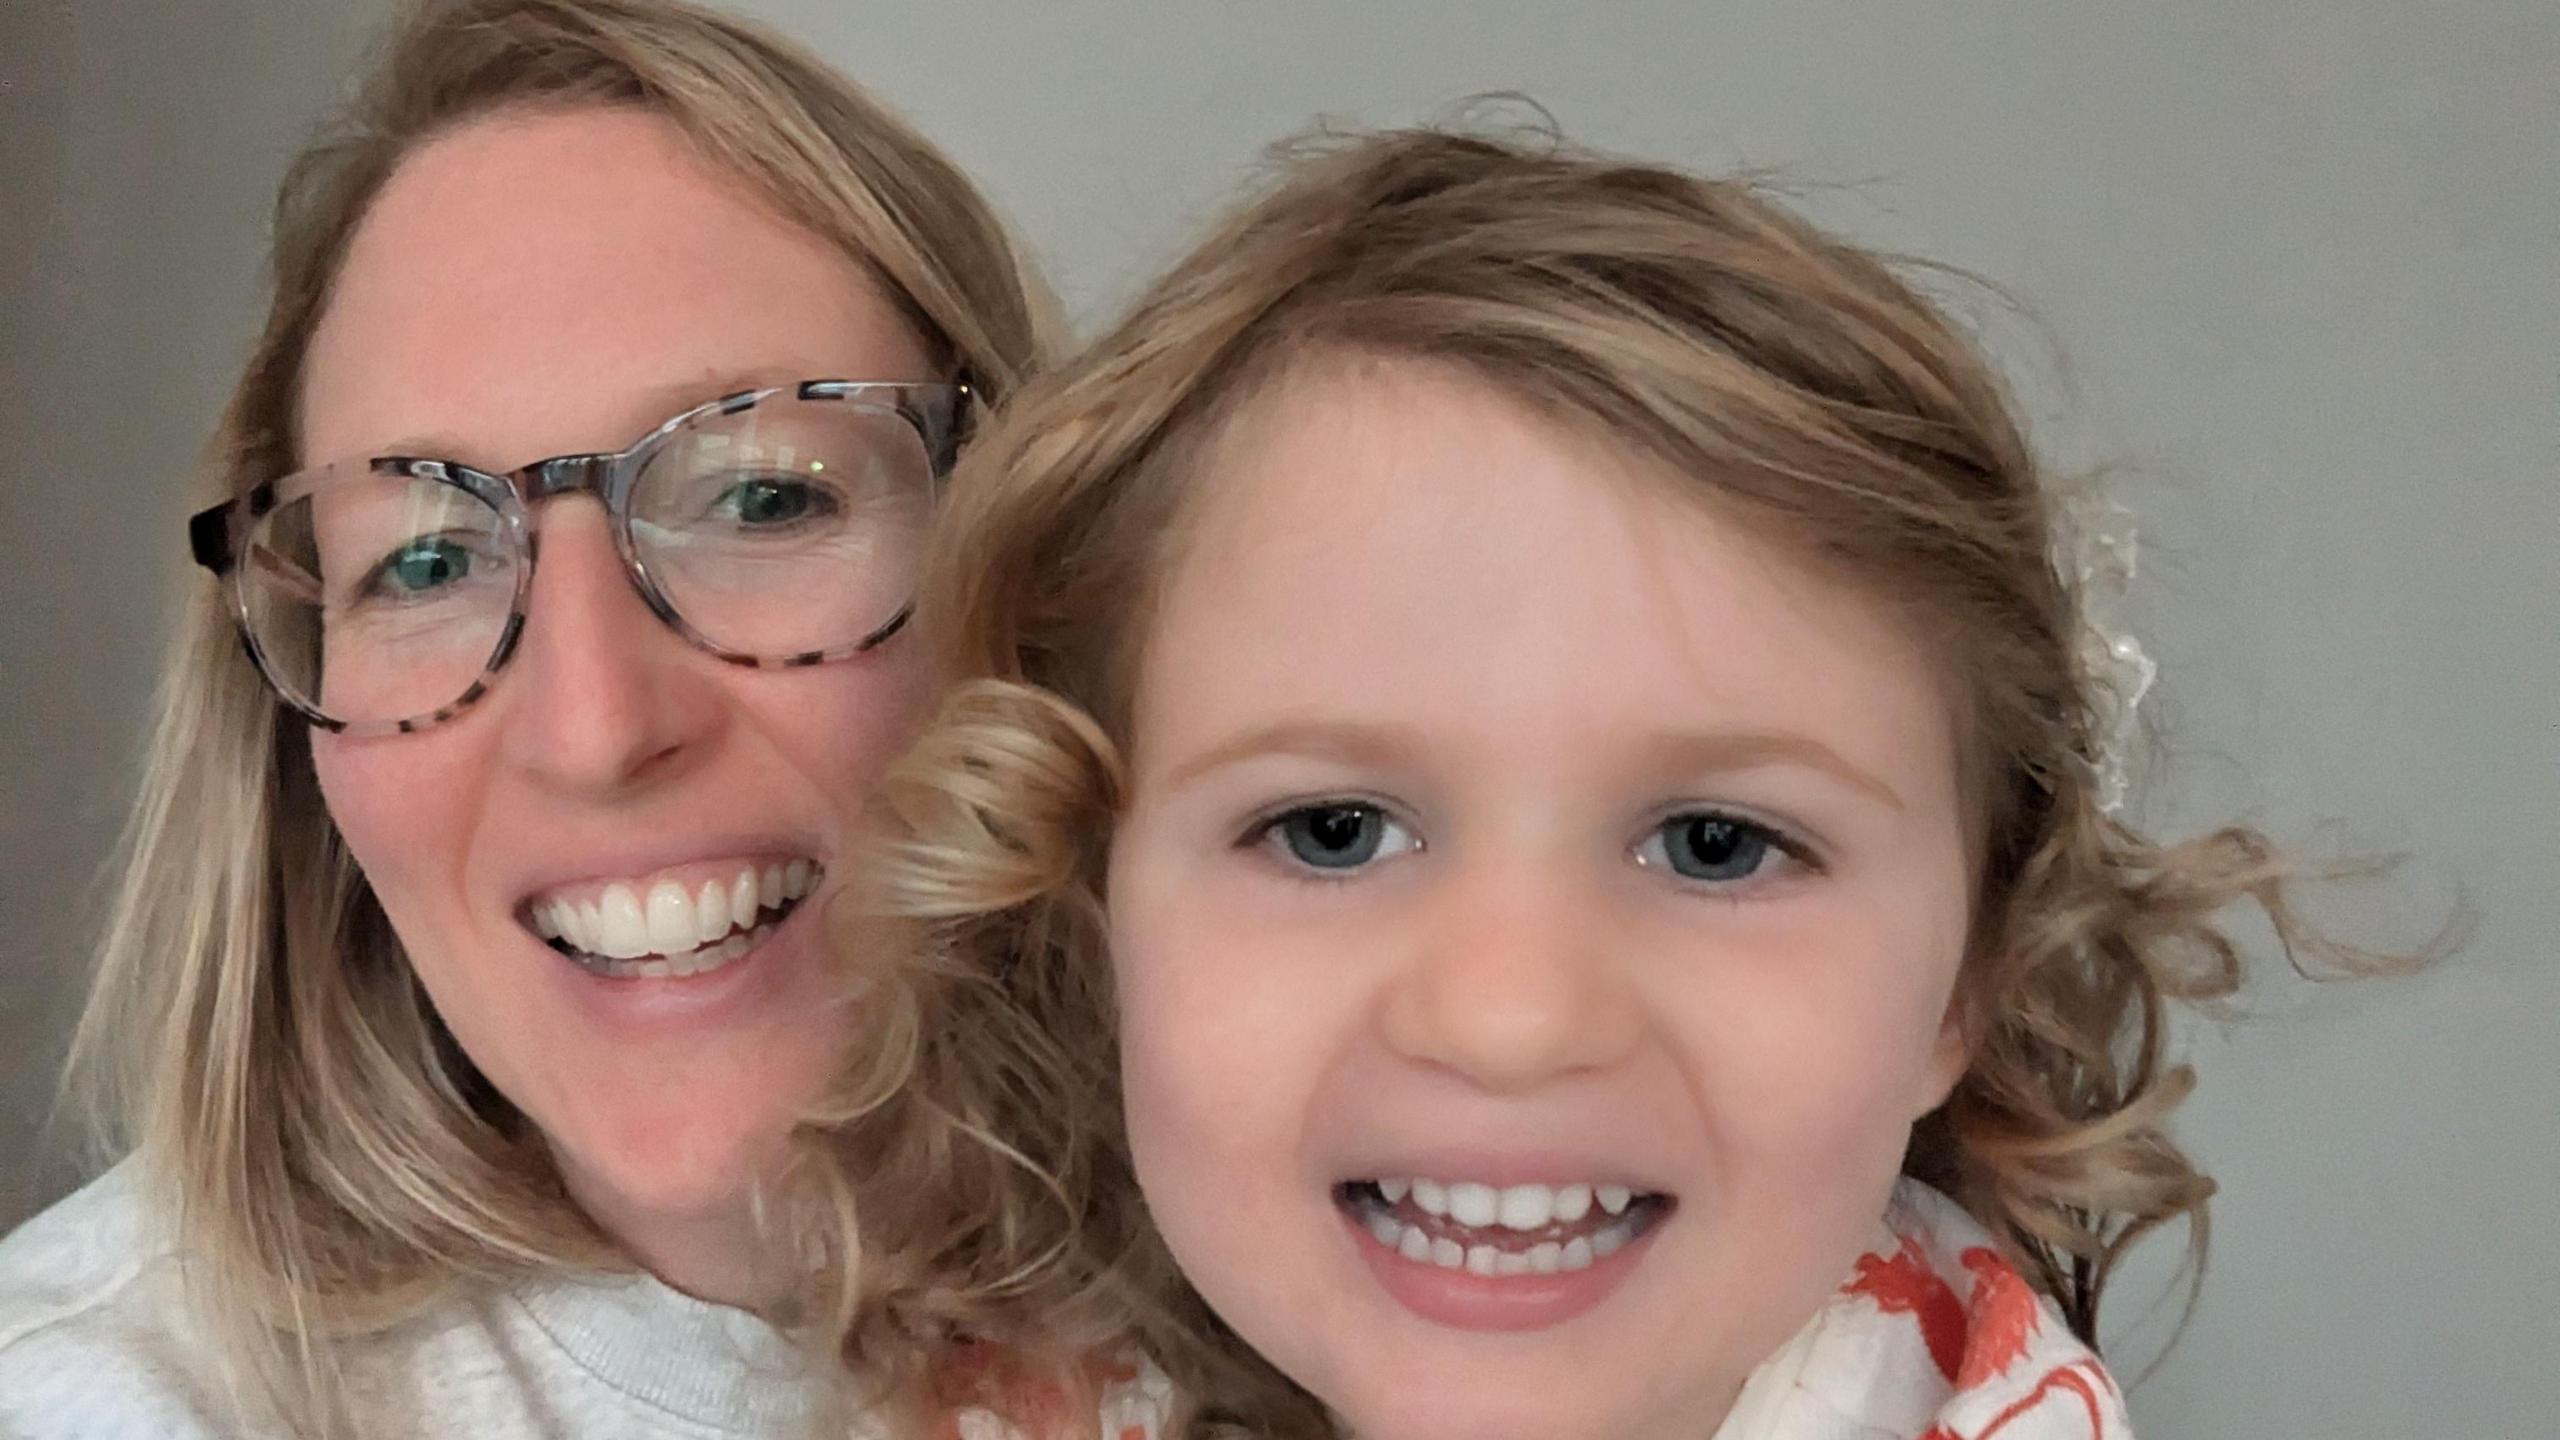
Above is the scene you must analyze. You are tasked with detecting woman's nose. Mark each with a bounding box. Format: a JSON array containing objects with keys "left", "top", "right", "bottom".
[
  {"left": 1374, "top": 854, "right": 1646, "bottom": 1092},
  {"left": 494, "top": 503, "right": 720, "bottom": 795}
]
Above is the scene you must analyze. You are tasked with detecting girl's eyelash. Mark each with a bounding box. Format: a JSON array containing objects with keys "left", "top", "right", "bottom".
[
  {"left": 1228, "top": 800, "right": 1822, "bottom": 888},
  {"left": 1634, "top": 806, "right": 1828, "bottom": 886},
  {"left": 1234, "top": 796, "right": 1419, "bottom": 884}
]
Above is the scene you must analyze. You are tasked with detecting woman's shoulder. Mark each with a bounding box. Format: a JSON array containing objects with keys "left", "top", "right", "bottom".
[
  {"left": 0, "top": 1160, "right": 239, "bottom": 1437},
  {"left": 0, "top": 1160, "right": 180, "bottom": 1342}
]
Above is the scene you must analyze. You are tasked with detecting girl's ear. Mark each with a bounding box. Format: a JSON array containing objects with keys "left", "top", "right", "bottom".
[{"left": 1909, "top": 984, "right": 1978, "bottom": 1121}]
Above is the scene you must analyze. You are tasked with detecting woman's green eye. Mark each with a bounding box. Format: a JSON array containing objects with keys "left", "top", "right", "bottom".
[
  {"left": 382, "top": 538, "right": 470, "bottom": 594},
  {"left": 1640, "top": 813, "right": 1776, "bottom": 882},
  {"left": 1267, "top": 802, "right": 1417, "bottom": 872},
  {"left": 715, "top": 476, "right": 820, "bottom": 526}
]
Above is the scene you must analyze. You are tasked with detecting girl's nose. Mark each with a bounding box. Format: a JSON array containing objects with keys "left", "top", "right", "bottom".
[
  {"left": 1374, "top": 854, "right": 1646, "bottom": 1092},
  {"left": 494, "top": 502, "right": 722, "bottom": 796}
]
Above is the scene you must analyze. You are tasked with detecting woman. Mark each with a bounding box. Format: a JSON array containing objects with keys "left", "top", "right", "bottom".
[{"left": 0, "top": 1, "right": 1051, "bottom": 1435}]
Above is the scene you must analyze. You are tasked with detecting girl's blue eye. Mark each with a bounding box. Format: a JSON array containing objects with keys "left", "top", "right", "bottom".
[
  {"left": 1263, "top": 802, "right": 1418, "bottom": 872},
  {"left": 379, "top": 537, "right": 471, "bottom": 595},
  {"left": 1638, "top": 812, "right": 1776, "bottom": 883}
]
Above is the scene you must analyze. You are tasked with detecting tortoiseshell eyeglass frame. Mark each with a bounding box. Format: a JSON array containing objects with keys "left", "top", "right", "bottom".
[{"left": 186, "top": 379, "right": 969, "bottom": 737}]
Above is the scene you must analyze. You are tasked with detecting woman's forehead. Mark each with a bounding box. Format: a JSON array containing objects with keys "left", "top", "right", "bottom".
[{"left": 297, "top": 105, "right": 928, "bottom": 471}]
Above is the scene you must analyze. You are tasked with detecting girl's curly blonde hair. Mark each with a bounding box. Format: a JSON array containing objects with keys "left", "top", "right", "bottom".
[{"left": 806, "top": 125, "right": 2397, "bottom": 1436}]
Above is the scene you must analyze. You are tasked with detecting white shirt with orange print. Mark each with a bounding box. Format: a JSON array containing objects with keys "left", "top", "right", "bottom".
[{"left": 1711, "top": 1181, "right": 2134, "bottom": 1440}]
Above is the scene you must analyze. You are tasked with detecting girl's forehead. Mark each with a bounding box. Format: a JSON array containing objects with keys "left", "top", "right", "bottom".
[{"left": 1134, "top": 358, "right": 1965, "bottom": 811}]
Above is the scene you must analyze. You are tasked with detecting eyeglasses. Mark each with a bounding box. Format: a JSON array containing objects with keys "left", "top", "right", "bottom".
[{"left": 189, "top": 379, "right": 966, "bottom": 735}]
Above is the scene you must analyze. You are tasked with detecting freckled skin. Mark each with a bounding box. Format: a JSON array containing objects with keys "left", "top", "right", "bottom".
[
  {"left": 302, "top": 106, "right": 935, "bottom": 1299},
  {"left": 1106, "top": 361, "right": 1977, "bottom": 1440}
]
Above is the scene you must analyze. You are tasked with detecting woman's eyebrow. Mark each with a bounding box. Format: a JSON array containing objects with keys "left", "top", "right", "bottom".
[{"left": 349, "top": 369, "right": 818, "bottom": 466}]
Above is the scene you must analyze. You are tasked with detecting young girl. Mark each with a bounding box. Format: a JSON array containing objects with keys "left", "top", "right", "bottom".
[{"left": 816, "top": 127, "right": 2383, "bottom": 1439}]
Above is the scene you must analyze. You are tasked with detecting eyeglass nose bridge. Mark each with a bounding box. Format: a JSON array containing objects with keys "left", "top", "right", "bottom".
[{"left": 517, "top": 451, "right": 623, "bottom": 506}]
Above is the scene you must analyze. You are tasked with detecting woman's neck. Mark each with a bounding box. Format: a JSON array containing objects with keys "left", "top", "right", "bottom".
[{"left": 554, "top": 1158, "right": 789, "bottom": 1313}]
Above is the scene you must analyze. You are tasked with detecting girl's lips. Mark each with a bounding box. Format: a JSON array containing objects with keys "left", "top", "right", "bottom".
[{"left": 1337, "top": 1185, "right": 1671, "bottom": 1331}]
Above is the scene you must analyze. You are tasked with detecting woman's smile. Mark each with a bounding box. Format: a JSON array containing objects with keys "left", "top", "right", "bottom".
[{"left": 523, "top": 854, "right": 823, "bottom": 980}]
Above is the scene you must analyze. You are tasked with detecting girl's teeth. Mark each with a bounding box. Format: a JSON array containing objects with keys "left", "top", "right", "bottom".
[
  {"left": 1447, "top": 1183, "right": 1498, "bottom": 1228},
  {"left": 1496, "top": 1184, "right": 1566, "bottom": 1231},
  {"left": 1358, "top": 1184, "right": 1646, "bottom": 1275},
  {"left": 1376, "top": 1180, "right": 1619, "bottom": 1233}
]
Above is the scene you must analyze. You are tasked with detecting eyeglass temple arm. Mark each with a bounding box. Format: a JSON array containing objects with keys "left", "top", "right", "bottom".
[{"left": 189, "top": 503, "right": 237, "bottom": 575}]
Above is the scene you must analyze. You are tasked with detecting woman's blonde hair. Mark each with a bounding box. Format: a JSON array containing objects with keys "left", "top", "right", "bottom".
[
  {"left": 63, "top": 0, "right": 1051, "bottom": 1430},
  {"left": 815, "top": 125, "right": 2411, "bottom": 1436}
]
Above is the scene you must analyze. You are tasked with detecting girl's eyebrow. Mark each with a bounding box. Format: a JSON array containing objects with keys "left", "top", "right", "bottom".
[
  {"left": 1156, "top": 718, "right": 1904, "bottom": 811},
  {"left": 1156, "top": 718, "right": 1429, "bottom": 790},
  {"left": 1628, "top": 730, "right": 1907, "bottom": 812}
]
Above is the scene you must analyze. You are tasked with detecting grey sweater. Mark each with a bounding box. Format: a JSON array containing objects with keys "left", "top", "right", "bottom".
[{"left": 0, "top": 1163, "right": 843, "bottom": 1439}]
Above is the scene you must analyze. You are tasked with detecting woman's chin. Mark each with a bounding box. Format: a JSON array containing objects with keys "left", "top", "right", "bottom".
[{"left": 550, "top": 1117, "right": 786, "bottom": 1234}]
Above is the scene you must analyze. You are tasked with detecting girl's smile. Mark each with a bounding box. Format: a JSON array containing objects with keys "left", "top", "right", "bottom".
[{"left": 1336, "top": 1169, "right": 1676, "bottom": 1331}]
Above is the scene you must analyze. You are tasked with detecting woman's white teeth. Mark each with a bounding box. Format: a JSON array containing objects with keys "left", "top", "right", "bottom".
[
  {"left": 598, "top": 885, "right": 649, "bottom": 959},
  {"left": 538, "top": 861, "right": 816, "bottom": 964},
  {"left": 571, "top": 922, "right": 773, "bottom": 980},
  {"left": 694, "top": 878, "right": 731, "bottom": 946},
  {"left": 644, "top": 883, "right": 694, "bottom": 955}
]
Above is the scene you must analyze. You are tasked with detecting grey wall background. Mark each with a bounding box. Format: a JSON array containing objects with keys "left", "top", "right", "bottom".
[{"left": 5, "top": 1, "right": 2553, "bottom": 1434}]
